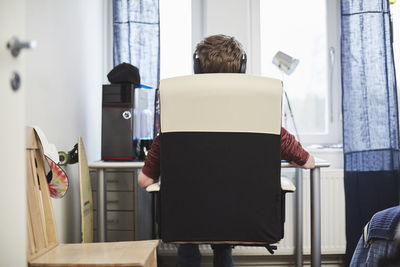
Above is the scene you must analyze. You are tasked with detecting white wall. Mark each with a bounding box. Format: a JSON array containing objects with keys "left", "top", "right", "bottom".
[
  {"left": 199, "top": 0, "right": 259, "bottom": 74},
  {"left": 202, "top": 0, "right": 251, "bottom": 49},
  {"left": 25, "top": 0, "right": 105, "bottom": 242}
]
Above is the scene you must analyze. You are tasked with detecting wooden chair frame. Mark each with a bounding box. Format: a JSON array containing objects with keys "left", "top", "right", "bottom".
[{"left": 26, "top": 127, "right": 158, "bottom": 267}]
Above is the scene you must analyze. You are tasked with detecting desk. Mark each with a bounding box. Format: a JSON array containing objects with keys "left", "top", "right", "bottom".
[{"left": 90, "top": 159, "right": 329, "bottom": 267}]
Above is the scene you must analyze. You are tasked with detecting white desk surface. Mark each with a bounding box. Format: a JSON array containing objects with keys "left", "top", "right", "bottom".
[
  {"left": 88, "top": 161, "right": 145, "bottom": 169},
  {"left": 281, "top": 157, "right": 330, "bottom": 168}
]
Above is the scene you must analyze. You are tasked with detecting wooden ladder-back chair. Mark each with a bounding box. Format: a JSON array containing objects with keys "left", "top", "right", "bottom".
[{"left": 26, "top": 127, "right": 159, "bottom": 267}]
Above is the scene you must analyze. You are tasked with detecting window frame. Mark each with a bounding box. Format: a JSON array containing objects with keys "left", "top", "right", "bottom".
[{"left": 250, "top": 0, "right": 343, "bottom": 146}]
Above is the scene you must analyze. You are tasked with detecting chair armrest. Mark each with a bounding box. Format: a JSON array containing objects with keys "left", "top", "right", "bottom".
[
  {"left": 146, "top": 183, "right": 160, "bottom": 193},
  {"left": 281, "top": 176, "right": 296, "bottom": 192}
]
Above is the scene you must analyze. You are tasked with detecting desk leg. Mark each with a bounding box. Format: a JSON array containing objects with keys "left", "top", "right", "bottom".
[
  {"left": 310, "top": 167, "right": 321, "bottom": 267},
  {"left": 295, "top": 168, "right": 303, "bottom": 267},
  {"left": 98, "top": 168, "right": 106, "bottom": 242}
]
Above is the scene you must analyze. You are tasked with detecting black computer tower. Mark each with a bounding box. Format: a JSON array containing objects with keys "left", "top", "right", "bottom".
[{"left": 101, "top": 83, "right": 136, "bottom": 160}]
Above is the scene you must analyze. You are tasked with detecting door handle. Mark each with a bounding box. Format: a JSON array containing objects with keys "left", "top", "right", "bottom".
[{"left": 7, "top": 36, "right": 36, "bottom": 57}]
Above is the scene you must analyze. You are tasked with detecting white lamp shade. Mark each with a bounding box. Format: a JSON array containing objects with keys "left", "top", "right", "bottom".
[{"left": 272, "top": 51, "right": 299, "bottom": 75}]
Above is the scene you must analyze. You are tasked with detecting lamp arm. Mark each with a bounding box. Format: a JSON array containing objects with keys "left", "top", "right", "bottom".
[{"left": 284, "top": 91, "right": 301, "bottom": 143}]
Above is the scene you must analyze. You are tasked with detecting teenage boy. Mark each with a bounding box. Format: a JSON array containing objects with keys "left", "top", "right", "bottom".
[{"left": 139, "top": 34, "right": 315, "bottom": 267}]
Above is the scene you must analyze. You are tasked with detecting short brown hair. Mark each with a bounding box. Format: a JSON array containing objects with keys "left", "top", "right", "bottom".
[{"left": 195, "top": 34, "right": 245, "bottom": 73}]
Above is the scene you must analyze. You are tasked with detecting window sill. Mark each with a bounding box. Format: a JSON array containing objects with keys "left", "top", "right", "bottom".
[{"left": 306, "top": 144, "right": 343, "bottom": 169}]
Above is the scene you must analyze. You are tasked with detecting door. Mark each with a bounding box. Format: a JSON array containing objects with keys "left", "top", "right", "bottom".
[{"left": 0, "top": 0, "right": 28, "bottom": 266}]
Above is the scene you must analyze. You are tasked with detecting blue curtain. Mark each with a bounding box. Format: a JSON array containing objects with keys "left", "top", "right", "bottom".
[
  {"left": 341, "top": 0, "right": 399, "bottom": 265},
  {"left": 113, "top": 0, "right": 160, "bottom": 89}
]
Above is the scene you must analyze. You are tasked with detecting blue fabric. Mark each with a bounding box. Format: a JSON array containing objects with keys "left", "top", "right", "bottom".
[
  {"left": 350, "top": 237, "right": 398, "bottom": 267},
  {"left": 368, "top": 206, "right": 400, "bottom": 242},
  {"left": 341, "top": 0, "right": 399, "bottom": 171},
  {"left": 178, "top": 244, "right": 234, "bottom": 267},
  {"left": 340, "top": 0, "right": 400, "bottom": 265},
  {"left": 350, "top": 206, "right": 400, "bottom": 267},
  {"left": 343, "top": 171, "right": 399, "bottom": 266},
  {"left": 113, "top": 0, "right": 160, "bottom": 89}
]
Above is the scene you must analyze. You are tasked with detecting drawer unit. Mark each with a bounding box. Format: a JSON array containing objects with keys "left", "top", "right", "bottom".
[
  {"left": 90, "top": 170, "right": 135, "bottom": 192},
  {"left": 105, "top": 170, "right": 135, "bottom": 191},
  {"left": 106, "top": 192, "right": 134, "bottom": 210},
  {"left": 90, "top": 167, "right": 152, "bottom": 242},
  {"left": 107, "top": 230, "right": 135, "bottom": 242},
  {"left": 93, "top": 192, "right": 134, "bottom": 211},
  {"left": 94, "top": 217, "right": 135, "bottom": 242},
  {"left": 107, "top": 211, "right": 134, "bottom": 231}
]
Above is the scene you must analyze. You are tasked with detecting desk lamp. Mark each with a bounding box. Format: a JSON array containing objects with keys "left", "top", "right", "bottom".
[{"left": 272, "top": 51, "right": 301, "bottom": 141}]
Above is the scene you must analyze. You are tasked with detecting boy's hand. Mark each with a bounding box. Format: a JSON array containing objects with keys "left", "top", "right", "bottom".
[
  {"left": 138, "top": 171, "right": 156, "bottom": 189},
  {"left": 291, "top": 154, "right": 315, "bottom": 169},
  {"left": 301, "top": 154, "right": 315, "bottom": 169}
]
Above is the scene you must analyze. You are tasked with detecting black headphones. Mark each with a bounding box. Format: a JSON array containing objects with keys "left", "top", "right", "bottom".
[{"left": 193, "top": 52, "right": 247, "bottom": 74}]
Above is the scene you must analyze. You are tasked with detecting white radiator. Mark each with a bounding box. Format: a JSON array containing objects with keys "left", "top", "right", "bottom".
[{"left": 159, "top": 169, "right": 346, "bottom": 256}]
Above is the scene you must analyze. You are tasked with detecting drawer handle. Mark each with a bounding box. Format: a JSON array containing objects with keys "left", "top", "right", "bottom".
[
  {"left": 107, "top": 219, "right": 119, "bottom": 224},
  {"left": 107, "top": 180, "right": 119, "bottom": 184},
  {"left": 107, "top": 200, "right": 119, "bottom": 204}
]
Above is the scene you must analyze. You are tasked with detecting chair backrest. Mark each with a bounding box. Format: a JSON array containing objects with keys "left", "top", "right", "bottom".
[
  {"left": 26, "top": 127, "right": 58, "bottom": 261},
  {"left": 159, "top": 74, "right": 283, "bottom": 244}
]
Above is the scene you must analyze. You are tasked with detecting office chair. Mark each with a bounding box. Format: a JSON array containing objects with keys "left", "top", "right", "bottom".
[{"left": 153, "top": 74, "right": 294, "bottom": 251}]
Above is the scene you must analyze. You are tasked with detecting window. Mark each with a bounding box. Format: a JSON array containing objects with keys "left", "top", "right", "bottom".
[
  {"left": 159, "top": 0, "right": 192, "bottom": 79},
  {"left": 258, "top": 0, "right": 342, "bottom": 145},
  {"left": 158, "top": 0, "right": 342, "bottom": 145}
]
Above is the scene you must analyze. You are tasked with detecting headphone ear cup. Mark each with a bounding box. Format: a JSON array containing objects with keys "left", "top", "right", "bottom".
[
  {"left": 193, "top": 53, "right": 202, "bottom": 74},
  {"left": 239, "top": 53, "right": 247, "bottom": 73}
]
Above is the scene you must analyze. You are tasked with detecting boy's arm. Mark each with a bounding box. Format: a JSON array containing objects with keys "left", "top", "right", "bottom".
[
  {"left": 138, "top": 135, "right": 161, "bottom": 188},
  {"left": 281, "top": 127, "right": 315, "bottom": 169}
]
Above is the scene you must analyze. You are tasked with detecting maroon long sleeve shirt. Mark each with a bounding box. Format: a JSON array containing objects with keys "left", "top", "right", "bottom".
[{"left": 142, "top": 127, "right": 310, "bottom": 179}]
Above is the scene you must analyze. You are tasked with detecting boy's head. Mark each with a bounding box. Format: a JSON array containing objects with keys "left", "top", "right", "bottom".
[{"left": 194, "top": 34, "right": 246, "bottom": 74}]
